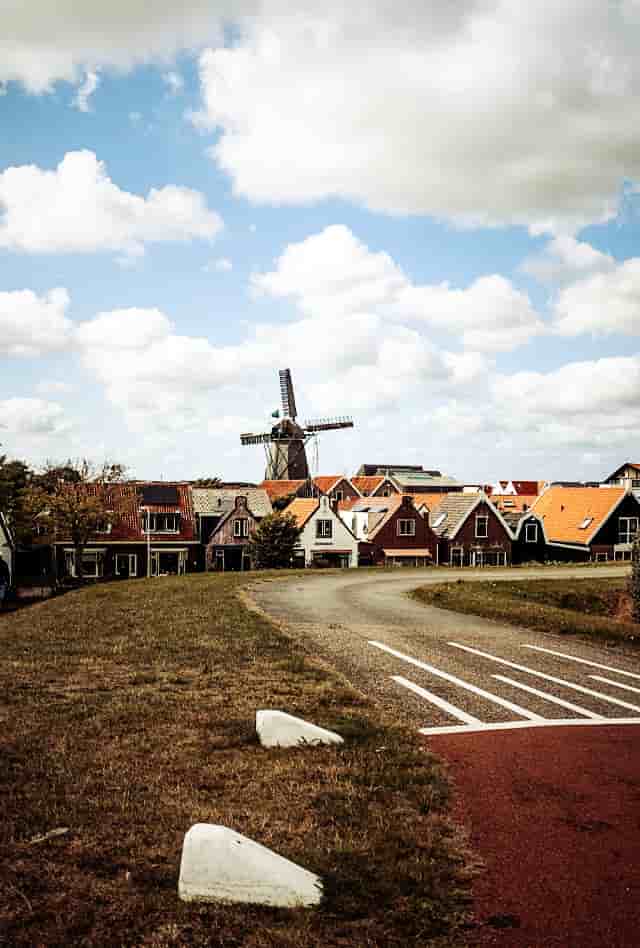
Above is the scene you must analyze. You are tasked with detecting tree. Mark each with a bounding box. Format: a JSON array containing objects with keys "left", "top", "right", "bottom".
[
  {"left": 272, "top": 491, "right": 299, "bottom": 512},
  {"left": 23, "top": 459, "right": 126, "bottom": 580},
  {"left": 0, "top": 455, "right": 32, "bottom": 535},
  {"left": 631, "top": 536, "right": 640, "bottom": 624},
  {"left": 248, "top": 512, "right": 302, "bottom": 569}
]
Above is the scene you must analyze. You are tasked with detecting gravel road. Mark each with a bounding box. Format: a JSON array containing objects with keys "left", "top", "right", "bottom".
[{"left": 249, "top": 565, "right": 638, "bottom": 733}]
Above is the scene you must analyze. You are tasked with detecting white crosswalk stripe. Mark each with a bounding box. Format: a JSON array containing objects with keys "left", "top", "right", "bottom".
[{"left": 367, "top": 639, "right": 640, "bottom": 735}]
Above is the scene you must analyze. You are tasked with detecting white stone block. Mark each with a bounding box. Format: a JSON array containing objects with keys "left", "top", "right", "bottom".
[
  {"left": 256, "top": 710, "right": 344, "bottom": 748},
  {"left": 178, "top": 824, "right": 322, "bottom": 907}
]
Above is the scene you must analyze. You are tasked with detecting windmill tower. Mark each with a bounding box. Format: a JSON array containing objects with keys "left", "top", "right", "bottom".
[{"left": 240, "top": 369, "right": 354, "bottom": 480}]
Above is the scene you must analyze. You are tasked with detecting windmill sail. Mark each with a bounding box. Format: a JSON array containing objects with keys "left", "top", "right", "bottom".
[
  {"left": 241, "top": 368, "right": 353, "bottom": 480},
  {"left": 279, "top": 368, "right": 298, "bottom": 419}
]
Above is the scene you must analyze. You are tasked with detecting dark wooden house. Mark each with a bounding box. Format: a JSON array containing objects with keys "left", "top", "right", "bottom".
[
  {"left": 531, "top": 486, "right": 640, "bottom": 561},
  {"left": 358, "top": 495, "right": 437, "bottom": 566},
  {"left": 205, "top": 495, "right": 265, "bottom": 571},
  {"left": 430, "top": 493, "right": 513, "bottom": 566}
]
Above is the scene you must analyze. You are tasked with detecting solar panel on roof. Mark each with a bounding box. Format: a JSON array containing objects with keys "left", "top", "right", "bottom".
[{"left": 141, "top": 485, "right": 179, "bottom": 505}]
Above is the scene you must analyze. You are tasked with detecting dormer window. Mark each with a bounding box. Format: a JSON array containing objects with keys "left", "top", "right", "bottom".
[
  {"left": 233, "top": 518, "right": 250, "bottom": 538},
  {"left": 143, "top": 512, "right": 180, "bottom": 533}
]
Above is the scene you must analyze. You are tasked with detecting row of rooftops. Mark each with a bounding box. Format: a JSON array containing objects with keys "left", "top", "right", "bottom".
[{"left": 16, "top": 460, "right": 640, "bottom": 548}]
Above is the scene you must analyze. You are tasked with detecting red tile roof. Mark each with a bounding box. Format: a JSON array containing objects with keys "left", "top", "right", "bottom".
[
  {"left": 313, "top": 476, "right": 343, "bottom": 494},
  {"left": 351, "top": 475, "right": 385, "bottom": 496},
  {"left": 282, "top": 498, "right": 319, "bottom": 529},
  {"left": 260, "top": 480, "right": 307, "bottom": 501},
  {"left": 531, "top": 486, "right": 627, "bottom": 545}
]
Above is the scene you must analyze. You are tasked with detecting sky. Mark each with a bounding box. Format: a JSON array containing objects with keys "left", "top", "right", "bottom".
[{"left": 1, "top": 1, "right": 639, "bottom": 485}]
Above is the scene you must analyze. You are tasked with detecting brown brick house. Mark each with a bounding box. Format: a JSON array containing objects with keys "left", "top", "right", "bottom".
[
  {"left": 340, "top": 495, "right": 436, "bottom": 566},
  {"left": 205, "top": 495, "right": 265, "bottom": 571}
]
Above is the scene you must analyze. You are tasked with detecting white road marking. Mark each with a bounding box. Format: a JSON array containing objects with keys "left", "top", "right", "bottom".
[
  {"left": 449, "top": 642, "right": 640, "bottom": 715},
  {"left": 392, "top": 675, "right": 482, "bottom": 725},
  {"left": 368, "top": 640, "right": 545, "bottom": 721},
  {"left": 590, "top": 675, "right": 640, "bottom": 696},
  {"left": 523, "top": 645, "right": 640, "bottom": 681},
  {"left": 420, "top": 718, "right": 640, "bottom": 736},
  {"left": 492, "top": 675, "right": 605, "bottom": 719}
]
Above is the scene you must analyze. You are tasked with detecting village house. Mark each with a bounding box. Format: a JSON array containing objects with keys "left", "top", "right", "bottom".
[
  {"left": 429, "top": 492, "right": 513, "bottom": 566},
  {"left": 284, "top": 495, "right": 359, "bottom": 568},
  {"left": 603, "top": 462, "right": 640, "bottom": 495},
  {"left": 193, "top": 488, "right": 272, "bottom": 544},
  {"left": 530, "top": 485, "right": 640, "bottom": 562},
  {"left": 345, "top": 495, "right": 436, "bottom": 567},
  {"left": 205, "top": 494, "right": 271, "bottom": 571},
  {"left": 49, "top": 482, "right": 200, "bottom": 580},
  {"left": 501, "top": 508, "right": 549, "bottom": 564},
  {"left": 312, "top": 476, "right": 360, "bottom": 504}
]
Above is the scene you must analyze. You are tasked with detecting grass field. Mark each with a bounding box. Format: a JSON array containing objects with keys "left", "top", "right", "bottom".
[
  {"left": 0, "top": 573, "right": 473, "bottom": 947},
  {"left": 412, "top": 576, "right": 638, "bottom": 645}
]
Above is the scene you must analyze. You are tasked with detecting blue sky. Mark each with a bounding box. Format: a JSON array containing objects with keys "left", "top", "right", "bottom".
[{"left": 1, "top": 2, "right": 639, "bottom": 484}]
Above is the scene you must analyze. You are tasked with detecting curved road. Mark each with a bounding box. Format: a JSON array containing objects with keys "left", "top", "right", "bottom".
[
  {"left": 251, "top": 565, "right": 640, "bottom": 946},
  {"left": 250, "top": 565, "right": 637, "bottom": 732}
]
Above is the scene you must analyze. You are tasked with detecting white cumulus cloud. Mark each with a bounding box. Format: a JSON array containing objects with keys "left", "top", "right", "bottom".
[
  {"left": 0, "top": 287, "right": 72, "bottom": 357},
  {"left": 0, "top": 398, "right": 69, "bottom": 435},
  {"left": 196, "top": 2, "right": 640, "bottom": 232},
  {"left": 552, "top": 258, "right": 640, "bottom": 336},
  {"left": 0, "top": 150, "right": 223, "bottom": 256},
  {"left": 252, "top": 225, "right": 542, "bottom": 351}
]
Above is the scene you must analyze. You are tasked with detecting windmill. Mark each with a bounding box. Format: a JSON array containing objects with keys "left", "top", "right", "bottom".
[{"left": 240, "top": 369, "right": 354, "bottom": 480}]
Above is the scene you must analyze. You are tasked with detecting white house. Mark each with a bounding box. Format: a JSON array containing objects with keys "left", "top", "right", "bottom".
[
  {"left": 284, "top": 495, "right": 359, "bottom": 568},
  {"left": 0, "top": 513, "right": 14, "bottom": 583}
]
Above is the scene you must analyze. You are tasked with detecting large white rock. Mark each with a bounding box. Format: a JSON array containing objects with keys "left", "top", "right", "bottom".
[
  {"left": 178, "top": 824, "right": 323, "bottom": 907},
  {"left": 256, "top": 710, "right": 344, "bottom": 748}
]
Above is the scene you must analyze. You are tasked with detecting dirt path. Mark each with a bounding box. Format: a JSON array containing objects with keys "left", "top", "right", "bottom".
[{"left": 250, "top": 566, "right": 640, "bottom": 947}]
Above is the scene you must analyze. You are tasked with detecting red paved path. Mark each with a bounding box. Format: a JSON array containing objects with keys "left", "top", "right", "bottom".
[{"left": 428, "top": 725, "right": 640, "bottom": 947}]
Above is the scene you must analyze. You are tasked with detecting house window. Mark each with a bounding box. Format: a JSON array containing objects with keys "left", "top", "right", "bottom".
[
  {"left": 334, "top": 489, "right": 344, "bottom": 502},
  {"left": 65, "top": 549, "right": 104, "bottom": 578},
  {"left": 233, "top": 518, "right": 250, "bottom": 538},
  {"left": 594, "top": 552, "right": 609, "bottom": 562},
  {"left": 351, "top": 516, "right": 357, "bottom": 533},
  {"left": 450, "top": 548, "right": 463, "bottom": 567},
  {"left": 143, "top": 512, "right": 180, "bottom": 533},
  {"left": 578, "top": 517, "right": 593, "bottom": 530},
  {"left": 397, "top": 519, "right": 416, "bottom": 536},
  {"left": 525, "top": 522, "right": 538, "bottom": 543},
  {"left": 316, "top": 519, "right": 333, "bottom": 539},
  {"left": 475, "top": 514, "right": 489, "bottom": 538},
  {"left": 115, "top": 553, "right": 138, "bottom": 577},
  {"left": 382, "top": 487, "right": 391, "bottom": 497},
  {"left": 618, "top": 517, "right": 639, "bottom": 544}
]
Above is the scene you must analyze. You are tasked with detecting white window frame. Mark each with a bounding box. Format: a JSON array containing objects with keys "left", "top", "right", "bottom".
[
  {"left": 397, "top": 519, "right": 416, "bottom": 536},
  {"left": 475, "top": 514, "right": 489, "bottom": 539},
  {"left": 115, "top": 553, "right": 137, "bottom": 577},
  {"left": 525, "top": 522, "right": 538, "bottom": 543},
  {"left": 143, "top": 512, "right": 180, "bottom": 534},
  {"left": 316, "top": 519, "right": 333, "bottom": 539},
  {"left": 65, "top": 549, "right": 104, "bottom": 578},
  {"left": 334, "top": 489, "right": 344, "bottom": 502},
  {"left": 618, "top": 517, "right": 639, "bottom": 544},
  {"left": 233, "top": 518, "right": 250, "bottom": 538}
]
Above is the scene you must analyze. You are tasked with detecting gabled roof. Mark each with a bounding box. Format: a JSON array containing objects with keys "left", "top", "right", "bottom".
[
  {"left": 351, "top": 475, "right": 385, "bottom": 496},
  {"left": 260, "top": 479, "right": 307, "bottom": 501},
  {"left": 282, "top": 498, "right": 319, "bottom": 529},
  {"left": 313, "top": 476, "right": 344, "bottom": 494},
  {"left": 530, "top": 485, "right": 630, "bottom": 546},
  {"left": 192, "top": 488, "right": 272, "bottom": 518},
  {"left": 511, "top": 510, "right": 548, "bottom": 541},
  {"left": 605, "top": 462, "right": 640, "bottom": 480},
  {"left": 410, "top": 492, "right": 450, "bottom": 512},
  {"left": 491, "top": 494, "right": 538, "bottom": 513},
  {"left": 367, "top": 496, "right": 405, "bottom": 539},
  {"left": 429, "top": 492, "right": 513, "bottom": 540}
]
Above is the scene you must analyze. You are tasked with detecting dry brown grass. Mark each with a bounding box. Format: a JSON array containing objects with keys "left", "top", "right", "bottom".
[
  {"left": 0, "top": 573, "right": 473, "bottom": 947},
  {"left": 413, "top": 576, "right": 639, "bottom": 646}
]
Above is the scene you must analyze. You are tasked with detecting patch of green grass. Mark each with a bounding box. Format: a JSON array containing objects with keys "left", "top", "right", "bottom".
[
  {"left": 412, "top": 577, "right": 638, "bottom": 645},
  {"left": 0, "top": 573, "right": 473, "bottom": 947}
]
